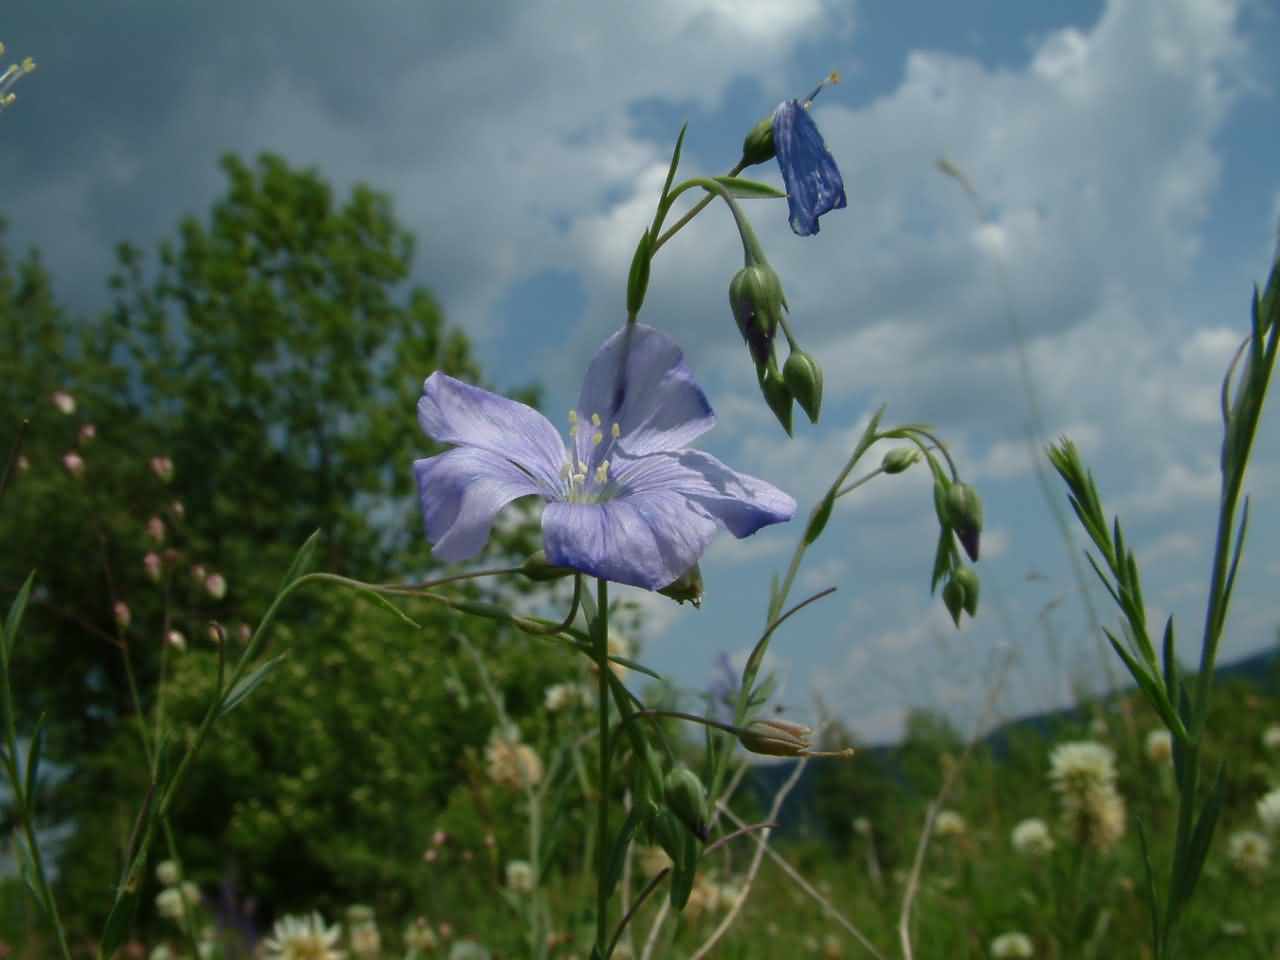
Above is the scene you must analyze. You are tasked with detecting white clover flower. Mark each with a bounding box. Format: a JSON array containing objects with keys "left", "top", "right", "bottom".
[
  {"left": 261, "top": 911, "right": 345, "bottom": 960},
  {"left": 403, "top": 917, "right": 437, "bottom": 951},
  {"left": 990, "top": 931, "right": 1034, "bottom": 958},
  {"left": 1145, "top": 729, "right": 1172, "bottom": 765},
  {"left": 1263, "top": 724, "right": 1280, "bottom": 752},
  {"left": 1048, "top": 741, "right": 1117, "bottom": 794},
  {"left": 485, "top": 730, "right": 543, "bottom": 790},
  {"left": 1257, "top": 788, "right": 1280, "bottom": 833},
  {"left": 934, "top": 809, "right": 966, "bottom": 838},
  {"left": 155, "top": 887, "right": 185, "bottom": 921},
  {"left": 155, "top": 859, "right": 180, "bottom": 887},
  {"left": 505, "top": 859, "right": 535, "bottom": 894},
  {"left": 1227, "top": 829, "right": 1271, "bottom": 881},
  {"left": 1010, "top": 818, "right": 1054, "bottom": 857},
  {"left": 543, "top": 682, "right": 582, "bottom": 712}
]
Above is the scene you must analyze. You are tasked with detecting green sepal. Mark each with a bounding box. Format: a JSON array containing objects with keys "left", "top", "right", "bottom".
[
  {"left": 712, "top": 175, "right": 787, "bottom": 200},
  {"left": 929, "top": 527, "right": 952, "bottom": 594},
  {"left": 942, "top": 577, "right": 965, "bottom": 628},
  {"left": 1134, "top": 819, "right": 1163, "bottom": 953},
  {"left": 783, "top": 350, "right": 823, "bottom": 424},
  {"left": 626, "top": 230, "right": 653, "bottom": 317}
]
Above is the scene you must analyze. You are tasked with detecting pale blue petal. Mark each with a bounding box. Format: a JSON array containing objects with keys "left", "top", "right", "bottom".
[
  {"left": 418, "top": 372, "right": 567, "bottom": 490},
  {"left": 573, "top": 324, "right": 714, "bottom": 463},
  {"left": 542, "top": 492, "right": 719, "bottom": 591},
  {"left": 414, "top": 447, "right": 544, "bottom": 562},
  {"left": 613, "top": 450, "right": 795, "bottom": 537},
  {"left": 773, "top": 100, "right": 847, "bottom": 237}
]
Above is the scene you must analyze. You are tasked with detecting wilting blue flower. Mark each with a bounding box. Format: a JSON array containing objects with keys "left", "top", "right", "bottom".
[
  {"left": 415, "top": 325, "right": 795, "bottom": 591},
  {"left": 773, "top": 95, "right": 847, "bottom": 237}
]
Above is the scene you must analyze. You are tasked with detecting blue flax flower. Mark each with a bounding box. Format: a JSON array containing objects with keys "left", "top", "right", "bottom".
[
  {"left": 772, "top": 78, "right": 847, "bottom": 237},
  {"left": 415, "top": 325, "right": 795, "bottom": 591}
]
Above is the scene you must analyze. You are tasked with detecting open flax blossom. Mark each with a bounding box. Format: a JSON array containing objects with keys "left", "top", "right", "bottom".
[{"left": 414, "top": 324, "right": 795, "bottom": 590}]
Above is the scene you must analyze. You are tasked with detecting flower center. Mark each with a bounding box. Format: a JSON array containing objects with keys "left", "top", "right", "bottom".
[{"left": 561, "top": 408, "right": 623, "bottom": 503}]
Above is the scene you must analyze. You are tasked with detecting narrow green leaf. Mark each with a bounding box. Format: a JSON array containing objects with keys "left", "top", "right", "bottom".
[
  {"left": 3, "top": 571, "right": 36, "bottom": 658},
  {"left": 668, "top": 824, "right": 698, "bottom": 910},
  {"left": 279, "top": 529, "right": 322, "bottom": 589},
  {"left": 803, "top": 493, "right": 834, "bottom": 546},
  {"left": 1178, "top": 764, "right": 1226, "bottom": 908},
  {"left": 711, "top": 175, "right": 787, "bottom": 200},
  {"left": 24, "top": 711, "right": 47, "bottom": 798},
  {"left": 659, "top": 123, "right": 687, "bottom": 204},
  {"left": 1215, "top": 497, "right": 1250, "bottom": 637},
  {"left": 605, "top": 654, "right": 662, "bottom": 682},
  {"left": 604, "top": 803, "right": 650, "bottom": 903},
  {"left": 1106, "top": 631, "right": 1180, "bottom": 735},
  {"left": 929, "top": 528, "right": 951, "bottom": 594},
  {"left": 99, "top": 887, "right": 141, "bottom": 959},
  {"left": 1134, "top": 819, "right": 1162, "bottom": 955},
  {"left": 218, "top": 654, "right": 288, "bottom": 719}
]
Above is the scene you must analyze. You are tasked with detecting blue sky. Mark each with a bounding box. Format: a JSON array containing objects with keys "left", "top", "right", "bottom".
[{"left": 4, "top": 0, "right": 1279, "bottom": 741}]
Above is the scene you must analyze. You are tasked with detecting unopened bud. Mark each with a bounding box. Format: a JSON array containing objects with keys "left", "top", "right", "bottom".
[
  {"left": 953, "top": 565, "right": 980, "bottom": 617},
  {"left": 144, "top": 552, "right": 163, "bottom": 583},
  {"left": 51, "top": 391, "right": 76, "bottom": 415},
  {"left": 237, "top": 622, "right": 252, "bottom": 644},
  {"left": 190, "top": 564, "right": 207, "bottom": 586},
  {"left": 664, "top": 767, "right": 709, "bottom": 842},
  {"left": 205, "top": 572, "right": 227, "bottom": 600},
  {"left": 519, "top": 550, "right": 574, "bottom": 582},
  {"left": 79, "top": 423, "right": 96, "bottom": 443},
  {"left": 113, "top": 601, "right": 132, "bottom": 629},
  {"left": 657, "top": 564, "right": 703, "bottom": 607},
  {"left": 741, "top": 114, "right": 776, "bottom": 167},
  {"left": 783, "top": 350, "right": 823, "bottom": 424},
  {"left": 942, "top": 576, "right": 966, "bottom": 628},
  {"left": 146, "top": 515, "right": 166, "bottom": 544},
  {"left": 738, "top": 718, "right": 854, "bottom": 759},
  {"left": 207, "top": 622, "right": 226, "bottom": 645},
  {"left": 729, "top": 263, "right": 787, "bottom": 369},
  {"left": 166, "top": 629, "right": 187, "bottom": 653},
  {"left": 881, "top": 448, "right": 920, "bottom": 475},
  {"left": 155, "top": 860, "right": 180, "bottom": 887},
  {"left": 62, "top": 451, "right": 85, "bottom": 477},
  {"left": 758, "top": 361, "right": 794, "bottom": 436},
  {"left": 945, "top": 483, "right": 983, "bottom": 562}
]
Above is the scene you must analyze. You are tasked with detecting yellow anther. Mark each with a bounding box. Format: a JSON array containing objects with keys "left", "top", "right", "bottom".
[
  {"left": 592, "top": 430, "right": 603, "bottom": 446},
  {"left": 568, "top": 409, "right": 578, "bottom": 423},
  {"left": 595, "top": 460, "right": 610, "bottom": 484},
  {"left": 591, "top": 412, "right": 601, "bottom": 426},
  {"left": 0, "top": 94, "right": 12, "bottom": 109},
  {"left": 569, "top": 423, "right": 578, "bottom": 437},
  {"left": 611, "top": 422, "right": 621, "bottom": 439}
]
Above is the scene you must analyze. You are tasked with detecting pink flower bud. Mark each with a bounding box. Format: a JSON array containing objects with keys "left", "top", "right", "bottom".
[
  {"left": 113, "top": 601, "right": 132, "bottom": 629},
  {"left": 144, "top": 552, "right": 163, "bottom": 583},
  {"left": 146, "top": 515, "right": 166, "bottom": 544},
  {"left": 207, "top": 622, "right": 225, "bottom": 645},
  {"left": 62, "top": 451, "right": 85, "bottom": 477},
  {"left": 79, "top": 423, "right": 96, "bottom": 443},
  {"left": 237, "top": 622, "right": 252, "bottom": 644},
  {"left": 149, "top": 456, "right": 174, "bottom": 484},
  {"left": 205, "top": 572, "right": 226, "bottom": 600},
  {"left": 51, "top": 391, "right": 76, "bottom": 415},
  {"left": 166, "top": 629, "right": 186, "bottom": 652}
]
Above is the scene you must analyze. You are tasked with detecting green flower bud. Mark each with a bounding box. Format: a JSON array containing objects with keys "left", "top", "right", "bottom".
[
  {"left": 758, "top": 360, "right": 794, "bottom": 436},
  {"left": 953, "top": 564, "right": 980, "bottom": 617},
  {"left": 657, "top": 563, "right": 703, "bottom": 607},
  {"left": 664, "top": 766, "right": 709, "bottom": 842},
  {"left": 783, "top": 349, "right": 823, "bottom": 424},
  {"left": 944, "top": 482, "right": 983, "bottom": 562},
  {"left": 881, "top": 447, "right": 920, "bottom": 475},
  {"left": 519, "top": 550, "right": 575, "bottom": 582},
  {"left": 729, "top": 262, "right": 787, "bottom": 370},
  {"left": 942, "top": 576, "right": 966, "bottom": 628},
  {"left": 741, "top": 114, "right": 776, "bottom": 167},
  {"left": 739, "top": 718, "right": 813, "bottom": 757}
]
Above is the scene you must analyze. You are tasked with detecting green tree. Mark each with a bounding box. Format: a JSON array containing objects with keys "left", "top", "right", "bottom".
[{"left": 0, "top": 153, "right": 547, "bottom": 932}]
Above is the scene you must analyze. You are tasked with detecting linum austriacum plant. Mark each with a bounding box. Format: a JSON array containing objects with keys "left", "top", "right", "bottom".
[
  {"left": 0, "top": 71, "right": 986, "bottom": 959},
  {"left": 1049, "top": 239, "right": 1280, "bottom": 959}
]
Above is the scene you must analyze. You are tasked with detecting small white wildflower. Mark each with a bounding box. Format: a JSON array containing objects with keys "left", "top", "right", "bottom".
[
  {"left": 543, "top": 682, "right": 582, "bottom": 712},
  {"left": 1145, "top": 729, "right": 1172, "bottom": 765},
  {"left": 990, "top": 931, "right": 1034, "bottom": 958},
  {"left": 403, "top": 917, "right": 437, "bottom": 951},
  {"left": 485, "top": 729, "right": 543, "bottom": 789},
  {"left": 506, "top": 859, "right": 535, "bottom": 894},
  {"left": 1263, "top": 724, "right": 1280, "bottom": 752},
  {"left": 1048, "top": 741, "right": 1117, "bottom": 793},
  {"left": 261, "top": 911, "right": 345, "bottom": 960},
  {"left": 853, "top": 816, "right": 871, "bottom": 837},
  {"left": 1257, "top": 788, "right": 1280, "bottom": 833},
  {"left": 1227, "top": 829, "right": 1271, "bottom": 881},
  {"left": 1011, "top": 818, "right": 1054, "bottom": 857},
  {"left": 155, "top": 859, "right": 180, "bottom": 887},
  {"left": 934, "top": 809, "right": 966, "bottom": 838}
]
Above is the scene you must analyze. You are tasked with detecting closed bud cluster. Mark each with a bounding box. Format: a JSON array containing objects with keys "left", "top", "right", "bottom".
[
  {"left": 942, "top": 566, "right": 979, "bottom": 627},
  {"left": 758, "top": 359, "right": 794, "bottom": 436},
  {"left": 738, "top": 718, "right": 854, "bottom": 759}
]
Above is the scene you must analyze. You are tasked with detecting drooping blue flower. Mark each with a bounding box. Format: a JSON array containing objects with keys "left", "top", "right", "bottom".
[
  {"left": 772, "top": 92, "right": 847, "bottom": 237},
  {"left": 414, "top": 325, "right": 795, "bottom": 591}
]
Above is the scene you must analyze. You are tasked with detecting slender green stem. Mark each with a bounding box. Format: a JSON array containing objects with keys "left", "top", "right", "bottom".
[
  {"left": 652, "top": 161, "right": 746, "bottom": 253},
  {"left": 594, "top": 577, "right": 611, "bottom": 955},
  {"left": 664, "top": 176, "right": 766, "bottom": 266}
]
